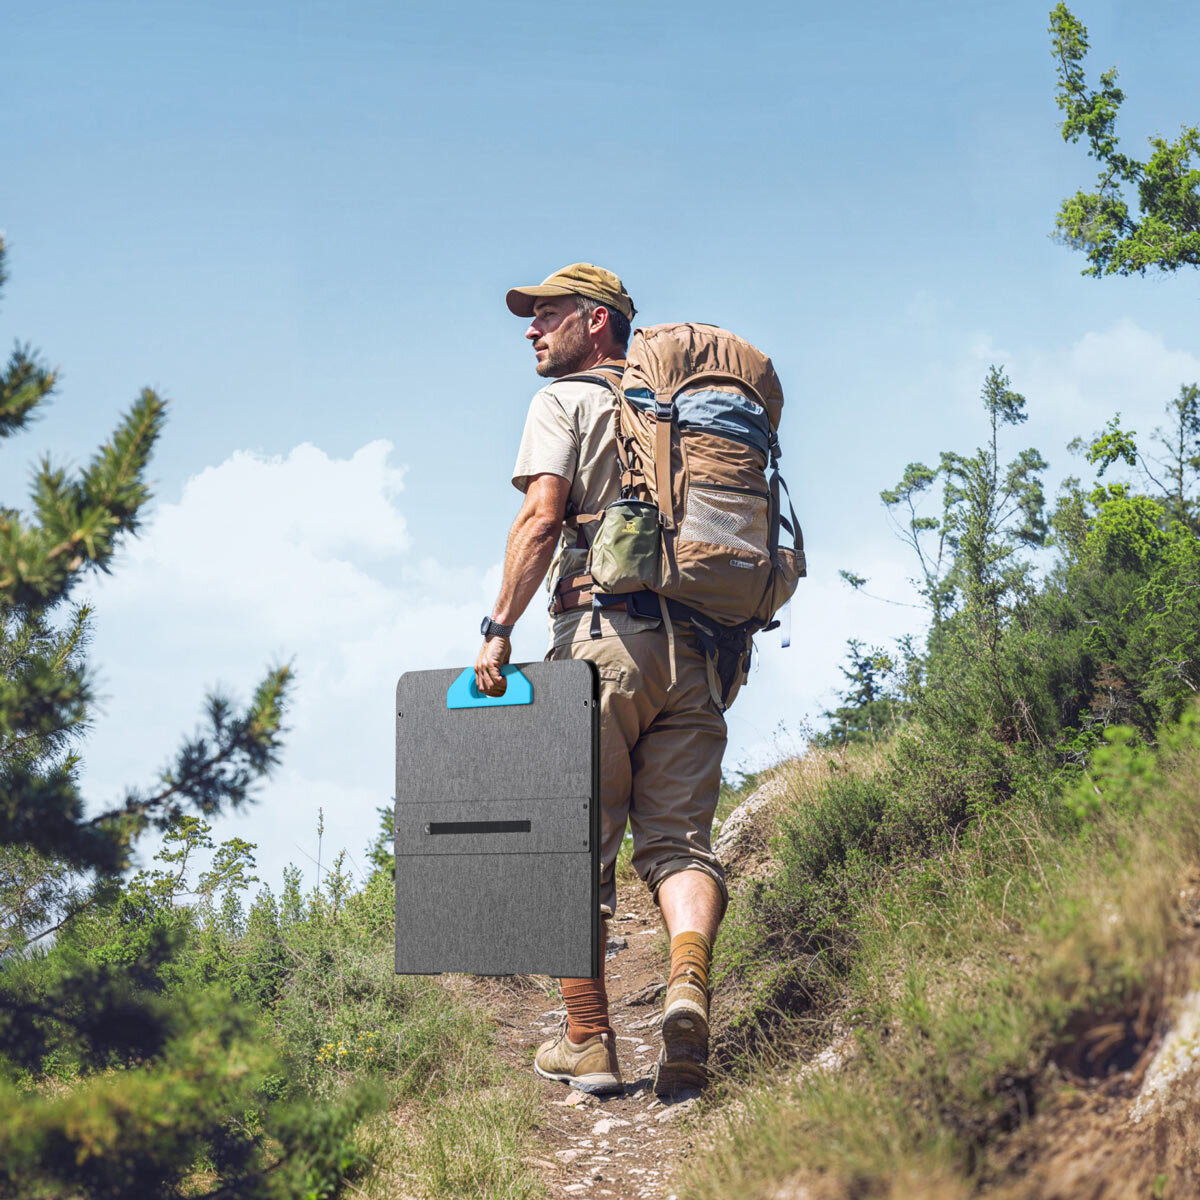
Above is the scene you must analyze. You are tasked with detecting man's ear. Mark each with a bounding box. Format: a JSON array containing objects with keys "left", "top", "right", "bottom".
[{"left": 586, "top": 304, "right": 611, "bottom": 339}]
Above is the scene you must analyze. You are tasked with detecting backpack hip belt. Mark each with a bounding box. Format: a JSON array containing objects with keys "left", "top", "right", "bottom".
[
  {"left": 549, "top": 572, "right": 595, "bottom": 616},
  {"left": 587, "top": 590, "right": 763, "bottom": 711}
]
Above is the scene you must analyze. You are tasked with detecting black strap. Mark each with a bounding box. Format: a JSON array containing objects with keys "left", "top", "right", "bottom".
[
  {"left": 589, "top": 588, "right": 636, "bottom": 636},
  {"left": 778, "top": 475, "right": 800, "bottom": 549},
  {"left": 768, "top": 468, "right": 781, "bottom": 559},
  {"left": 769, "top": 467, "right": 802, "bottom": 559},
  {"left": 587, "top": 590, "right": 755, "bottom": 705}
]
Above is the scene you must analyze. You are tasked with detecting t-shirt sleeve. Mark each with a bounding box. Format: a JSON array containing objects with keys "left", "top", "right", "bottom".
[{"left": 511, "top": 386, "right": 578, "bottom": 493}]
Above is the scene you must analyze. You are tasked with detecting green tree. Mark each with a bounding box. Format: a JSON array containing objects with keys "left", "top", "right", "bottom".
[
  {"left": 1080, "top": 385, "right": 1200, "bottom": 532},
  {"left": 816, "top": 639, "right": 906, "bottom": 747},
  {"left": 1050, "top": 3, "right": 1200, "bottom": 275},
  {"left": 873, "top": 368, "right": 1061, "bottom": 757},
  {"left": 940, "top": 367, "right": 1048, "bottom": 618},
  {"left": 0, "top": 234, "right": 371, "bottom": 1197},
  {"left": 880, "top": 367, "right": 1047, "bottom": 634}
]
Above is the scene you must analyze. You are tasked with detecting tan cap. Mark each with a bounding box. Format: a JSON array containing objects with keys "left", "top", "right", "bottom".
[{"left": 506, "top": 262, "right": 635, "bottom": 321}]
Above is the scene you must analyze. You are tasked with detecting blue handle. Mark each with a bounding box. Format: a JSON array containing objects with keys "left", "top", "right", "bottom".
[{"left": 446, "top": 665, "right": 534, "bottom": 709}]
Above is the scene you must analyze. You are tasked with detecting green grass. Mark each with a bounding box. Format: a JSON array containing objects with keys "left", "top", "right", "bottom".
[
  {"left": 680, "top": 712, "right": 1200, "bottom": 1199},
  {"left": 264, "top": 870, "right": 547, "bottom": 1199},
  {"left": 364, "top": 1078, "right": 545, "bottom": 1200}
]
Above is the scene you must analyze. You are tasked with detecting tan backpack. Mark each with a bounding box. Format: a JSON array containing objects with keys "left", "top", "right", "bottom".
[{"left": 564, "top": 323, "right": 805, "bottom": 703}]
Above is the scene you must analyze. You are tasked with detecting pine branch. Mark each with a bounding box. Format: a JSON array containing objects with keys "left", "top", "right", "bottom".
[
  {"left": 0, "top": 344, "right": 57, "bottom": 439},
  {"left": 0, "top": 392, "right": 167, "bottom": 604},
  {"left": 78, "top": 388, "right": 165, "bottom": 527},
  {"left": 1, "top": 667, "right": 291, "bottom": 876}
]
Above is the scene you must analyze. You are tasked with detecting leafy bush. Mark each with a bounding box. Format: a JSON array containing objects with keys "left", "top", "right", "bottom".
[{"left": 689, "top": 709, "right": 1200, "bottom": 1200}]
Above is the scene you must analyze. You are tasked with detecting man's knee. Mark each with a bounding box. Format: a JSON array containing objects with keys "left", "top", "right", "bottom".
[{"left": 644, "top": 858, "right": 728, "bottom": 922}]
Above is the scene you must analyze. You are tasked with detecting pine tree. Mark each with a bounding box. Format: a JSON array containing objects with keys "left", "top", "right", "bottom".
[{"left": 0, "top": 235, "right": 372, "bottom": 1198}]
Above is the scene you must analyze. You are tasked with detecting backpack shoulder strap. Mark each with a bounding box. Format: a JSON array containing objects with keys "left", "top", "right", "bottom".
[
  {"left": 557, "top": 364, "right": 624, "bottom": 397},
  {"left": 553, "top": 367, "right": 624, "bottom": 539}
]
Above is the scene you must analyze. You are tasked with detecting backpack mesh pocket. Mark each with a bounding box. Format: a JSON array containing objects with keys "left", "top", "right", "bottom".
[{"left": 678, "top": 484, "right": 769, "bottom": 556}]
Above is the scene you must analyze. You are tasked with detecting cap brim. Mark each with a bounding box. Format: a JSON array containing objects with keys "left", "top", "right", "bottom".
[{"left": 505, "top": 284, "right": 575, "bottom": 317}]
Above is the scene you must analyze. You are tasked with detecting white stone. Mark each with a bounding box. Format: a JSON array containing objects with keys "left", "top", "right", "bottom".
[
  {"left": 1130, "top": 989, "right": 1200, "bottom": 1124},
  {"left": 655, "top": 1098, "right": 696, "bottom": 1123},
  {"left": 592, "top": 1116, "right": 631, "bottom": 1135},
  {"left": 792, "top": 1032, "right": 857, "bottom": 1086},
  {"left": 712, "top": 775, "right": 788, "bottom": 860}
]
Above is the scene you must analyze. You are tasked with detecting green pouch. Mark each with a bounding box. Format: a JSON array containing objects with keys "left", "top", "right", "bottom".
[{"left": 587, "top": 499, "right": 661, "bottom": 593}]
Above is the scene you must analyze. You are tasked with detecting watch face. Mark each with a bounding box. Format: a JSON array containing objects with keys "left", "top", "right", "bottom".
[{"left": 480, "top": 616, "right": 490, "bottom": 635}]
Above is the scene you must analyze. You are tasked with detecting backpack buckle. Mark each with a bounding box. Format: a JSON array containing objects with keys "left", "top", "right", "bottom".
[{"left": 654, "top": 400, "right": 675, "bottom": 422}]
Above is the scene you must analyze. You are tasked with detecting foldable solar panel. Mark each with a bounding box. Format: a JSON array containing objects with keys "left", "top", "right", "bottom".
[{"left": 394, "top": 659, "right": 600, "bottom": 977}]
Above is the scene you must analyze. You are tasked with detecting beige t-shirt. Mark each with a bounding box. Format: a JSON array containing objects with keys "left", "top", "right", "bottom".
[
  {"left": 512, "top": 375, "right": 622, "bottom": 533},
  {"left": 511, "top": 371, "right": 659, "bottom": 648}
]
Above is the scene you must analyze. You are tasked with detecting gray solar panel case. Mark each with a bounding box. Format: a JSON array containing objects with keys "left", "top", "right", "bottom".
[{"left": 394, "top": 660, "right": 599, "bottom": 977}]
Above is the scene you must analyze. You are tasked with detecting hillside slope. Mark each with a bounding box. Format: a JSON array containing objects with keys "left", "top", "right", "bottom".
[{"left": 668, "top": 721, "right": 1200, "bottom": 1200}]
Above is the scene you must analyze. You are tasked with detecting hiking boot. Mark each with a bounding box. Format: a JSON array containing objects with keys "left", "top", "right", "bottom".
[
  {"left": 653, "top": 967, "right": 709, "bottom": 1096},
  {"left": 534, "top": 1025, "right": 623, "bottom": 1095}
]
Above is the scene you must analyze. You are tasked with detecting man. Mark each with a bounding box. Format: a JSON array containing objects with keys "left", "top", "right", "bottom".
[{"left": 474, "top": 263, "right": 735, "bottom": 1096}]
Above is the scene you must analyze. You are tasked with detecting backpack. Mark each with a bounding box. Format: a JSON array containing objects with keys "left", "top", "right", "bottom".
[{"left": 565, "top": 323, "right": 805, "bottom": 681}]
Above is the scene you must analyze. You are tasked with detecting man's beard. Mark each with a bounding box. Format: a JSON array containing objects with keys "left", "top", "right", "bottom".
[{"left": 536, "top": 318, "right": 591, "bottom": 377}]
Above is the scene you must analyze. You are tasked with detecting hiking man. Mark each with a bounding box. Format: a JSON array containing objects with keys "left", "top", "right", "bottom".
[{"left": 474, "top": 263, "right": 733, "bottom": 1096}]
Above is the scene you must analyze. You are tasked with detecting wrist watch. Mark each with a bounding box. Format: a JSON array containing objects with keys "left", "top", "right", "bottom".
[{"left": 480, "top": 615, "right": 514, "bottom": 640}]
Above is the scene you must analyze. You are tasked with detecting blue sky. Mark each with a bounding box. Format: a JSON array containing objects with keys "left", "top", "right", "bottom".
[{"left": 3, "top": 1, "right": 1198, "bottom": 892}]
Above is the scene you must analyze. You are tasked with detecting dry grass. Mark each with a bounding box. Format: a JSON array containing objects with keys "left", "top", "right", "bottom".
[{"left": 360, "top": 1075, "right": 545, "bottom": 1200}]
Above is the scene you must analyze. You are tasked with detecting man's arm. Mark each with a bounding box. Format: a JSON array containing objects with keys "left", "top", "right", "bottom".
[{"left": 474, "top": 472, "right": 571, "bottom": 695}]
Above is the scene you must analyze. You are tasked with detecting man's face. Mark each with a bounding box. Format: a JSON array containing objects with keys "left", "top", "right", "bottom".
[{"left": 526, "top": 296, "right": 591, "bottom": 378}]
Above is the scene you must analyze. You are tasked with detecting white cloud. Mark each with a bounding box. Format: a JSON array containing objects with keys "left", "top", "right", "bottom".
[
  {"left": 928, "top": 321, "right": 1200, "bottom": 465},
  {"left": 81, "top": 441, "right": 508, "bottom": 891},
  {"left": 1020, "top": 321, "right": 1200, "bottom": 451}
]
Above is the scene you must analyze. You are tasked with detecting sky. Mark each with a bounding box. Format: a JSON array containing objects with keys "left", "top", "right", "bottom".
[{"left": 2, "top": 0, "right": 1199, "bottom": 894}]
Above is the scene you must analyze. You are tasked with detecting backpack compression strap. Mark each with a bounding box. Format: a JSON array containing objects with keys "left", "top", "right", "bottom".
[{"left": 653, "top": 398, "right": 675, "bottom": 530}]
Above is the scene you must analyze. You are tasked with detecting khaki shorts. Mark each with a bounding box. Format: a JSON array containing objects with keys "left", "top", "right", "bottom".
[{"left": 547, "top": 609, "right": 737, "bottom": 918}]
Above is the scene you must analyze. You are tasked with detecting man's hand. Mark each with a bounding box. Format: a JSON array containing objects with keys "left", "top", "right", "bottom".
[{"left": 474, "top": 635, "right": 512, "bottom": 696}]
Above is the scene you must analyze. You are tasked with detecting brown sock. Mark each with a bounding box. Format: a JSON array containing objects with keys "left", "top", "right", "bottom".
[
  {"left": 668, "top": 931, "right": 711, "bottom": 992},
  {"left": 561, "top": 940, "right": 613, "bottom": 1042}
]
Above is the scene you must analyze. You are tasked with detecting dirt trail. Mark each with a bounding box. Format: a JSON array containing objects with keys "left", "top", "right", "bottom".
[{"left": 460, "top": 889, "right": 707, "bottom": 1200}]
